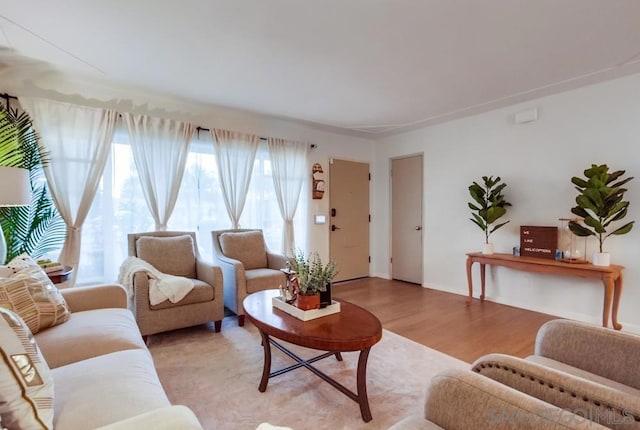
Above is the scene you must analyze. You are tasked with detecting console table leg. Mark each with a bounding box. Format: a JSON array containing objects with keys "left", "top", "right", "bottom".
[
  {"left": 602, "top": 276, "right": 614, "bottom": 329},
  {"left": 466, "top": 258, "right": 473, "bottom": 304},
  {"left": 612, "top": 273, "right": 623, "bottom": 330},
  {"left": 258, "top": 330, "right": 271, "bottom": 392},
  {"left": 356, "top": 347, "right": 373, "bottom": 422},
  {"left": 480, "top": 263, "right": 486, "bottom": 302}
]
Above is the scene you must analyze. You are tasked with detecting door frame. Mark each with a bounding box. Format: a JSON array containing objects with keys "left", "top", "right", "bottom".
[{"left": 389, "top": 152, "right": 424, "bottom": 284}]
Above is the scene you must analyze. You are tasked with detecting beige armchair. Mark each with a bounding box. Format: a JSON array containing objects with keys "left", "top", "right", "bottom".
[
  {"left": 389, "top": 368, "right": 607, "bottom": 430},
  {"left": 127, "top": 231, "right": 224, "bottom": 337},
  {"left": 211, "top": 229, "right": 288, "bottom": 326},
  {"left": 472, "top": 320, "right": 640, "bottom": 430}
]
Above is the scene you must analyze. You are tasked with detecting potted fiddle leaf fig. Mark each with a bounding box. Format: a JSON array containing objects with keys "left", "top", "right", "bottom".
[
  {"left": 568, "top": 164, "right": 634, "bottom": 266},
  {"left": 468, "top": 176, "right": 512, "bottom": 254}
]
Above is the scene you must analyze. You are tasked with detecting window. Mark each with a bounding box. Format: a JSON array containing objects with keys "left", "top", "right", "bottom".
[{"left": 77, "top": 131, "right": 306, "bottom": 285}]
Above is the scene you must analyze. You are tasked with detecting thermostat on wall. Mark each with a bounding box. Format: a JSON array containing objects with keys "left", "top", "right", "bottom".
[{"left": 314, "top": 215, "right": 326, "bottom": 224}]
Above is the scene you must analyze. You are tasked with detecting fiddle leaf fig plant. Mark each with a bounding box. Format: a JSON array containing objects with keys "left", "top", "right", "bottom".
[
  {"left": 468, "top": 176, "right": 512, "bottom": 244},
  {"left": 568, "top": 164, "right": 634, "bottom": 253}
]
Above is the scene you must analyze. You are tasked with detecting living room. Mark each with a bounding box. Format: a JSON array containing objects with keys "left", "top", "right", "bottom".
[{"left": 1, "top": 1, "right": 640, "bottom": 429}]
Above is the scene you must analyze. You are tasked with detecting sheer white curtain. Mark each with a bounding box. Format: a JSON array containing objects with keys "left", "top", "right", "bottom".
[
  {"left": 267, "top": 138, "right": 309, "bottom": 255},
  {"left": 123, "top": 113, "right": 194, "bottom": 230},
  {"left": 19, "top": 97, "right": 117, "bottom": 280},
  {"left": 210, "top": 129, "right": 259, "bottom": 228}
]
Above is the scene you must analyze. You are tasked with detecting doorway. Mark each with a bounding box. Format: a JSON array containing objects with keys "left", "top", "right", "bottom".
[
  {"left": 329, "top": 159, "right": 370, "bottom": 282},
  {"left": 391, "top": 154, "right": 423, "bottom": 284}
]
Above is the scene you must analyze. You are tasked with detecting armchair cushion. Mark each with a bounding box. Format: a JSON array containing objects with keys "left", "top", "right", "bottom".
[
  {"left": 135, "top": 234, "right": 196, "bottom": 278},
  {"left": 246, "top": 268, "right": 286, "bottom": 294},
  {"left": 150, "top": 279, "right": 214, "bottom": 310},
  {"left": 219, "top": 230, "right": 268, "bottom": 270}
]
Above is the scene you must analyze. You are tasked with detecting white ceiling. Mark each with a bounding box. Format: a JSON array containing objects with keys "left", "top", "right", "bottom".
[{"left": 1, "top": 0, "right": 640, "bottom": 137}]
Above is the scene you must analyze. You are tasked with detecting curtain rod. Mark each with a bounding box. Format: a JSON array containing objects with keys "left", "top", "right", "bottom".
[{"left": 2, "top": 93, "right": 314, "bottom": 147}]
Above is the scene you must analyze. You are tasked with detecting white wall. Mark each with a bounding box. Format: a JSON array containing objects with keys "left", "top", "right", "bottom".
[
  {"left": 373, "top": 73, "right": 640, "bottom": 333},
  {"left": 1, "top": 70, "right": 376, "bottom": 262}
]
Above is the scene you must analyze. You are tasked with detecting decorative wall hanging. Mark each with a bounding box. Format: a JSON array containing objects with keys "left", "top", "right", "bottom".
[{"left": 312, "top": 163, "right": 325, "bottom": 199}]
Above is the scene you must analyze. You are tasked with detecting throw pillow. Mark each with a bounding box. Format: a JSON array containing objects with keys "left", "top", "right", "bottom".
[
  {"left": 135, "top": 234, "right": 197, "bottom": 278},
  {"left": 0, "top": 256, "right": 71, "bottom": 334},
  {"left": 0, "top": 307, "right": 54, "bottom": 429},
  {"left": 219, "top": 230, "right": 268, "bottom": 270}
]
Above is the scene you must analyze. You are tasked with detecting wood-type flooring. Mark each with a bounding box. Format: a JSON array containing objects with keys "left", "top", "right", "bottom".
[{"left": 332, "top": 277, "right": 557, "bottom": 363}]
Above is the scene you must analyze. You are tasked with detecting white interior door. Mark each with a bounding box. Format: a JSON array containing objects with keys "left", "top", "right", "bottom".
[
  {"left": 391, "top": 155, "right": 423, "bottom": 284},
  {"left": 329, "top": 159, "right": 370, "bottom": 282}
]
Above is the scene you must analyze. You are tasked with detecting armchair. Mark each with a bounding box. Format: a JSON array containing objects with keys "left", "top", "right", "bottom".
[
  {"left": 472, "top": 320, "right": 640, "bottom": 429},
  {"left": 127, "top": 231, "right": 224, "bottom": 337},
  {"left": 211, "top": 229, "right": 288, "bottom": 326}
]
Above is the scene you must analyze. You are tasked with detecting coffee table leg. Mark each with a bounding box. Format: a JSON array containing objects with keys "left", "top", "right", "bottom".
[
  {"left": 335, "top": 352, "right": 343, "bottom": 361},
  {"left": 356, "top": 347, "right": 373, "bottom": 422},
  {"left": 258, "top": 329, "right": 271, "bottom": 392}
]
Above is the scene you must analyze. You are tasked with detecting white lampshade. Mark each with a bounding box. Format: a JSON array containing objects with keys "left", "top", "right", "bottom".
[{"left": 0, "top": 166, "right": 31, "bottom": 206}]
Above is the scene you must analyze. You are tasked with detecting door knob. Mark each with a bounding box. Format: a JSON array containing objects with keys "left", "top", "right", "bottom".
[
  {"left": 331, "top": 224, "right": 341, "bottom": 231},
  {"left": 415, "top": 226, "right": 422, "bottom": 231}
]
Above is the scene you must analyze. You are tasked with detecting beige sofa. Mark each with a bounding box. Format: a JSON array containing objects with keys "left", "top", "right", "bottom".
[
  {"left": 472, "top": 319, "right": 640, "bottom": 430},
  {"left": 34, "top": 283, "right": 203, "bottom": 429}
]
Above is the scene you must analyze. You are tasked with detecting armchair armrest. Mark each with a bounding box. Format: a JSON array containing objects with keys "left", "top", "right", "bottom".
[
  {"left": 421, "top": 368, "right": 607, "bottom": 430},
  {"left": 267, "top": 251, "right": 288, "bottom": 270},
  {"left": 535, "top": 319, "right": 640, "bottom": 390},
  {"left": 472, "top": 353, "right": 640, "bottom": 429},
  {"left": 96, "top": 405, "right": 203, "bottom": 430},
  {"left": 61, "top": 284, "right": 127, "bottom": 312}
]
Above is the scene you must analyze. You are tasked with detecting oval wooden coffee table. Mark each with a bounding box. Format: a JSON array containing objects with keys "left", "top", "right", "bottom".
[{"left": 243, "top": 289, "right": 383, "bottom": 422}]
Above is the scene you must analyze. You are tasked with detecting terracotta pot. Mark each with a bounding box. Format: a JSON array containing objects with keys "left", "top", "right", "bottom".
[{"left": 296, "top": 293, "right": 320, "bottom": 310}]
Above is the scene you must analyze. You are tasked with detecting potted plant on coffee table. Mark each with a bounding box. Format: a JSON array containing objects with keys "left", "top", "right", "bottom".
[
  {"left": 468, "top": 176, "right": 512, "bottom": 254},
  {"left": 568, "top": 164, "right": 634, "bottom": 266},
  {"left": 289, "top": 250, "right": 338, "bottom": 310}
]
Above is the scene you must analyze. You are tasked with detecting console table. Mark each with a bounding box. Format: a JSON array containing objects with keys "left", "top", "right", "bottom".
[{"left": 465, "top": 252, "right": 624, "bottom": 330}]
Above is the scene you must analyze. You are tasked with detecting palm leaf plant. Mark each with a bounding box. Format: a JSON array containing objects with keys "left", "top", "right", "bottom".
[
  {"left": 468, "top": 176, "right": 512, "bottom": 244},
  {"left": 0, "top": 105, "right": 66, "bottom": 260},
  {"left": 568, "top": 164, "right": 634, "bottom": 253}
]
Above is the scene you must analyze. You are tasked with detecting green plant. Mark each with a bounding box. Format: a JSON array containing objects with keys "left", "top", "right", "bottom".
[
  {"left": 289, "top": 250, "right": 338, "bottom": 296},
  {"left": 468, "top": 176, "right": 512, "bottom": 244},
  {"left": 568, "top": 164, "right": 634, "bottom": 253},
  {"left": 0, "top": 106, "right": 66, "bottom": 260}
]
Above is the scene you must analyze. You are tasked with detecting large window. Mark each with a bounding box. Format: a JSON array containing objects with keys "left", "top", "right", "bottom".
[{"left": 77, "top": 132, "right": 306, "bottom": 285}]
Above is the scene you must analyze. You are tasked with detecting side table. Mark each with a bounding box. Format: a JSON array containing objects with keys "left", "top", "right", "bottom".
[{"left": 47, "top": 266, "right": 73, "bottom": 285}]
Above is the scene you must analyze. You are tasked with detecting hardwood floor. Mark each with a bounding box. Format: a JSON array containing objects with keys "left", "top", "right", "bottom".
[{"left": 331, "top": 277, "right": 558, "bottom": 363}]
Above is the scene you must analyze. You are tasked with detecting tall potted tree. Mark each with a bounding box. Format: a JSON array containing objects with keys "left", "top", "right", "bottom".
[
  {"left": 568, "top": 164, "right": 634, "bottom": 266},
  {"left": 468, "top": 176, "right": 511, "bottom": 254},
  {"left": 0, "top": 106, "right": 65, "bottom": 261}
]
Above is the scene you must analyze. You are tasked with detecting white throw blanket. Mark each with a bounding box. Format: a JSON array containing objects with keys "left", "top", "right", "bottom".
[{"left": 118, "top": 256, "right": 194, "bottom": 306}]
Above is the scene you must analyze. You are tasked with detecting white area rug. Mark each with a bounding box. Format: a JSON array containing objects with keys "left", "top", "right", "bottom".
[{"left": 148, "top": 320, "right": 468, "bottom": 430}]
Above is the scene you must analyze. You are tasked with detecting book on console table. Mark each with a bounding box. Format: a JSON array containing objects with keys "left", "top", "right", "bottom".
[{"left": 272, "top": 296, "right": 341, "bottom": 321}]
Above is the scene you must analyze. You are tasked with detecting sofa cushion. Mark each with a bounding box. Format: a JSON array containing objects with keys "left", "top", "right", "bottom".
[
  {"left": 246, "top": 268, "right": 286, "bottom": 294},
  {"left": 136, "top": 235, "right": 197, "bottom": 278},
  {"left": 0, "top": 263, "right": 70, "bottom": 334},
  {"left": 150, "top": 278, "right": 214, "bottom": 310},
  {"left": 52, "top": 349, "right": 170, "bottom": 429},
  {"left": 0, "top": 307, "right": 54, "bottom": 429},
  {"left": 35, "top": 308, "right": 146, "bottom": 369},
  {"left": 219, "top": 230, "right": 268, "bottom": 270}
]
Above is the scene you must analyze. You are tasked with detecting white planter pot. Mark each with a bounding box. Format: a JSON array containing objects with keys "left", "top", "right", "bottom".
[
  {"left": 592, "top": 252, "right": 610, "bottom": 267},
  {"left": 482, "top": 243, "right": 494, "bottom": 255}
]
